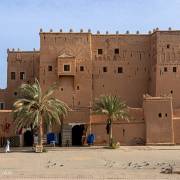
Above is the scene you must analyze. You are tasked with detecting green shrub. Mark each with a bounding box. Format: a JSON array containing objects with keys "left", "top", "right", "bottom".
[
  {"left": 110, "top": 138, "right": 120, "bottom": 149},
  {"left": 42, "top": 148, "right": 48, "bottom": 153}
]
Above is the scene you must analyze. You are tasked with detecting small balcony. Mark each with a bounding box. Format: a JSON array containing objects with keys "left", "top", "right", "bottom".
[{"left": 57, "top": 53, "right": 76, "bottom": 77}]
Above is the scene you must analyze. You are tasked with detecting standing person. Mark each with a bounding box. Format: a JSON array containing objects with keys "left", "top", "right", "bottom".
[{"left": 5, "top": 139, "right": 10, "bottom": 153}]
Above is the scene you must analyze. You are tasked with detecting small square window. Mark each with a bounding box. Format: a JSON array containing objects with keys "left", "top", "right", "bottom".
[
  {"left": 114, "top": 48, "right": 119, "bottom": 54},
  {"left": 164, "top": 67, "right": 167, "bottom": 72},
  {"left": 103, "top": 67, "right": 107, "bottom": 72},
  {"left": 48, "top": 65, "right": 52, "bottom": 71},
  {"left": 158, "top": 113, "right": 162, "bottom": 118},
  {"left": 98, "top": 49, "right": 103, "bottom": 55},
  {"left": 11, "top": 72, "right": 16, "bottom": 80},
  {"left": 173, "top": 67, "right": 177, "bottom": 72},
  {"left": 64, "top": 64, "right": 70, "bottom": 72},
  {"left": 20, "top": 72, "right": 25, "bottom": 80},
  {"left": 80, "top": 66, "right": 84, "bottom": 71},
  {"left": 118, "top": 67, "right": 123, "bottom": 73}
]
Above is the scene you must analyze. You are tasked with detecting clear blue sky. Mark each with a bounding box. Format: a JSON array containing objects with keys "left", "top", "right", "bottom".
[{"left": 0, "top": 0, "right": 180, "bottom": 88}]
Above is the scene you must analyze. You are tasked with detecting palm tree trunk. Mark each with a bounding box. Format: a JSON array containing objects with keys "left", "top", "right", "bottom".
[
  {"left": 109, "top": 119, "right": 112, "bottom": 146},
  {"left": 38, "top": 116, "right": 43, "bottom": 147}
]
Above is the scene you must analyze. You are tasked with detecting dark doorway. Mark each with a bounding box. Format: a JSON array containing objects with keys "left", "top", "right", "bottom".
[
  {"left": 24, "top": 130, "right": 33, "bottom": 146},
  {"left": 72, "top": 125, "right": 84, "bottom": 146}
]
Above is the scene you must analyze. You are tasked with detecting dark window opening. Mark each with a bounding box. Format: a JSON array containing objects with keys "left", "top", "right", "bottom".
[
  {"left": 80, "top": 66, "right": 84, "bottom": 71},
  {"left": 0, "top": 102, "right": 4, "bottom": 110},
  {"left": 61, "top": 88, "right": 63, "bottom": 91},
  {"left": 98, "top": 49, "right": 103, "bottom": 55},
  {"left": 167, "top": 44, "right": 170, "bottom": 49},
  {"left": 103, "top": 67, "right": 107, "bottom": 72},
  {"left": 20, "top": 72, "right": 25, "bottom": 80},
  {"left": 170, "top": 90, "right": 173, "bottom": 94},
  {"left": 164, "top": 67, "right": 167, "bottom": 72},
  {"left": 165, "top": 113, "right": 168, "bottom": 117},
  {"left": 14, "top": 92, "right": 17, "bottom": 96},
  {"left": 78, "top": 101, "right": 80, "bottom": 105},
  {"left": 77, "top": 86, "right": 80, "bottom": 90},
  {"left": 158, "top": 113, "right": 162, "bottom": 118},
  {"left": 114, "top": 48, "right": 119, "bottom": 54},
  {"left": 173, "top": 67, "right": 177, "bottom": 72},
  {"left": 64, "top": 64, "right": 70, "bottom": 72},
  {"left": 48, "top": 65, "right": 52, "bottom": 71},
  {"left": 11, "top": 72, "right": 16, "bottom": 80},
  {"left": 123, "top": 129, "right": 125, "bottom": 136},
  {"left": 118, "top": 67, "right": 123, "bottom": 73}
]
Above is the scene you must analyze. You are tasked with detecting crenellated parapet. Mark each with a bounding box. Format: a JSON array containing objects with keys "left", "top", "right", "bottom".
[
  {"left": 38, "top": 27, "right": 176, "bottom": 35},
  {"left": 7, "top": 48, "right": 39, "bottom": 53}
]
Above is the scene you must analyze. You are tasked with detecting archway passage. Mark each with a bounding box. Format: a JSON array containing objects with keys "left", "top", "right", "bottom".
[
  {"left": 24, "top": 130, "right": 33, "bottom": 146},
  {"left": 72, "top": 125, "right": 84, "bottom": 146}
]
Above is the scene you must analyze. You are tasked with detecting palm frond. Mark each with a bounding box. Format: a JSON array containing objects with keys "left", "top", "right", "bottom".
[
  {"left": 42, "top": 83, "right": 57, "bottom": 103},
  {"left": 13, "top": 79, "right": 70, "bottom": 133},
  {"left": 93, "top": 95, "right": 129, "bottom": 122}
]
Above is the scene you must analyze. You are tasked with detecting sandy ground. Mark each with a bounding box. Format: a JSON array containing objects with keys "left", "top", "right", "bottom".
[{"left": 0, "top": 146, "right": 180, "bottom": 179}]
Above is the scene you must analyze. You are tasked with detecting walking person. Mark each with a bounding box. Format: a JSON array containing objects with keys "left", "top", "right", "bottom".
[{"left": 5, "top": 139, "right": 10, "bottom": 153}]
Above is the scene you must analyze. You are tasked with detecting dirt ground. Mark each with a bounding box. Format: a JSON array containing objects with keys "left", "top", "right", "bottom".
[{"left": 0, "top": 146, "right": 180, "bottom": 179}]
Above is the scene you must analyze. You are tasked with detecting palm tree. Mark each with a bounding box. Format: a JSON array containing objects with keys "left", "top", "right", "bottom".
[
  {"left": 13, "top": 79, "right": 69, "bottom": 151},
  {"left": 93, "top": 95, "right": 129, "bottom": 147}
]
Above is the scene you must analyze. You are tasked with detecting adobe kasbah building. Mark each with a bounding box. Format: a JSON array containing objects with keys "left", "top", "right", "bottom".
[{"left": 0, "top": 27, "right": 180, "bottom": 147}]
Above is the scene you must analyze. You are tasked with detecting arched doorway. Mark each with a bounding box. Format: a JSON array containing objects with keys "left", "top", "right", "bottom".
[
  {"left": 24, "top": 130, "right": 33, "bottom": 146},
  {"left": 72, "top": 125, "right": 84, "bottom": 146}
]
